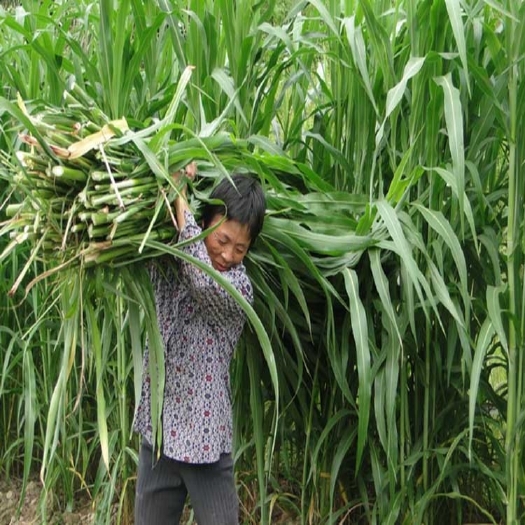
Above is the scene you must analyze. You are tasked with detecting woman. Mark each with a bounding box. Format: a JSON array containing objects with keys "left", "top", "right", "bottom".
[{"left": 134, "top": 165, "right": 266, "bottom": 524}]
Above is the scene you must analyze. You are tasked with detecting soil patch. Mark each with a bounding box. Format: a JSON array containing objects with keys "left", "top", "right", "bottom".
[{"left": 0, "top": 478, "right": 94, "bottom": 525}]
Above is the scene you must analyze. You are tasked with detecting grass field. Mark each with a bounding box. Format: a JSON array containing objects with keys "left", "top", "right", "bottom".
[{"left": 1, "top": 1, "right": 524, "bottom": 523}]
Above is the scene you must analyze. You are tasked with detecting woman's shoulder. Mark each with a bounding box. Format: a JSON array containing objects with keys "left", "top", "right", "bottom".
[{"left": 149, "top": 256, "right": 180, "bottom": 284}]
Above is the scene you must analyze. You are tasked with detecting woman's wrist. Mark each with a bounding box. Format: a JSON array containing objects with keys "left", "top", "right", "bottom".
[{"left": 172, "top": 162, "right": 196, "bottom": 230}]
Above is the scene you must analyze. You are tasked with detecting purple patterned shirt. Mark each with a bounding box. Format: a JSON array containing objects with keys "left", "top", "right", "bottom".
[{"left": 134, "top": 211, "right": 253, "bottom": 463}]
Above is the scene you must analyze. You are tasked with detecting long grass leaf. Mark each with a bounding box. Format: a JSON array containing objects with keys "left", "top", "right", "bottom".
[
  {"left": 369, "top": 248, "right": 402, "bottom": 345},
  {"left": 375, "top": 200, "right": 431, "bottom": 316},
  {"left": 342, "top": 16, "right": 379, "bottom": 115},
  {"left": 343, "top": 268, "right": 371, "bottom": 469},
  {"left": 376, "top": 56, "right": 425, "bottom": 147},
  {"left": 444, "top": 0, "right": 470, "bottom": 93},
  {"left": 468, "top": 318, "right": 495, "bottom": 456},
  {"left": 414, "top": 203, "right": 469, "bottom": 313},
  {"left": 434, "top": 74, "right": 465, "bottom": 235},
  {"left": 85, "top": 299, "right": 110, "bottom": 470},
  {"left": 430, "top": 167, "right": 477, "bottom": 245},
  {"left": 486, "top": 285, "right": 509, "bottom": 354},
  {"left": 246, "top": 334, "right": 269, "bottom": 525},
  {"left": 127, "top": 295, "right": 144, "bottom": 418},
  {"left": 329, "top": 425, "right": 357, "bottom": 519},
  {"left": 21, "top": 343, "right": 36, "bottom": 508}
]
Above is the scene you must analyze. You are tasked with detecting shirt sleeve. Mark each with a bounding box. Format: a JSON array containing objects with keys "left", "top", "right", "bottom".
[{"left": 178, "top": 210, "right": 253, "bottom": 322}]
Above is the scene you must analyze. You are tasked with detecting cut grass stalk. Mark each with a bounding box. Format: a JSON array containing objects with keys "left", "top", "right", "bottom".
[{"left": 50, "top": 165, "right": 88, "bottom": 182}]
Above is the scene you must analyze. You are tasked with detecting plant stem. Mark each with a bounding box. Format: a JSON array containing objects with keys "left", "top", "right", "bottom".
[{"left": 505, "top": 1, "right": 521, "bottom": 522}]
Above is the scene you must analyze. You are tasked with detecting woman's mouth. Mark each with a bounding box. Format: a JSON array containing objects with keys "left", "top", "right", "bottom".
[{"left": 214, "top": 262, "right": 228, "bottom": 272}]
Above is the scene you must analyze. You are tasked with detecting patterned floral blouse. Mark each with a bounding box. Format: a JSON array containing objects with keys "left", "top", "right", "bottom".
[{"left": 134, "top": 211, "right": 253, "bottom": 463}]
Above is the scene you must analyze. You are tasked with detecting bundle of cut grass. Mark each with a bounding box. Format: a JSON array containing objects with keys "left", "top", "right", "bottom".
[
  {"left": 3, "top": 101, "right": 171, "bottom": 256},
  {"left": 0, "top": 71, "right": 246, "bottom": 295}
]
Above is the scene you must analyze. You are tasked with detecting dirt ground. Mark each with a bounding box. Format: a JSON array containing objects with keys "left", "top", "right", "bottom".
[
  {"left": 0, "top": 478, "right": 94, "bottom": 525},
  {"left": 0, "top": 478, "right": 203, "bottom": 525}
]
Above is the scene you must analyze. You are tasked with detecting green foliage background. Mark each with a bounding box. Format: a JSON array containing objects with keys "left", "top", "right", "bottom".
[{"left": 1, "top": 0, "right": 524, "bottom": 524}]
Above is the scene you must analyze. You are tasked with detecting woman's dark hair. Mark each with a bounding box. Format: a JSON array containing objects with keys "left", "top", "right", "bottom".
[{"left": 201, "top": 173, "right": 266, "bottom": 245}]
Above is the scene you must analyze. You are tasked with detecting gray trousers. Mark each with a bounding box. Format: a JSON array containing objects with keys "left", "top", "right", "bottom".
[{"left": 134, "top": 441, "right": 239, "bottom": 525}]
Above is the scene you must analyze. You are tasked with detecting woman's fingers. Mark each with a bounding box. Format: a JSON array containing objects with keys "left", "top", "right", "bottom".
[
  {"left": 185, "top": 161, "right": 197, "bottom": 180},
  {"left": 171, "top": 161, "right": 196, "bottom": 186}
]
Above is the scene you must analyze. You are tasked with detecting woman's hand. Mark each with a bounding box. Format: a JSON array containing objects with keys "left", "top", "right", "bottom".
[
  {"left": 172, "top": 161, "right": 197, "bottom": 196},
  {"left": 184, "top": 161, "right": 197, "bottom": 181},
  {"left": 174, "top": 161, "right": 197, "bottom": 231}
]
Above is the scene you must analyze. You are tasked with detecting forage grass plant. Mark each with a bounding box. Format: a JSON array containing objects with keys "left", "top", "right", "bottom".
[
  {"left": 501, "top": 2, "right": 525, "bottom": 524},
  {"left": 1, "top": 0, "right": 525, "bottom": 524}
]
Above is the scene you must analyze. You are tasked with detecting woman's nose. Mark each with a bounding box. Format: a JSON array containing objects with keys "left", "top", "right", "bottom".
[{"left": 222, "top": 247, "right": 233, "bottom": 262}]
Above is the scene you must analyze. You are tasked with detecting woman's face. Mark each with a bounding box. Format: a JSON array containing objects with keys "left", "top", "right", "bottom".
[{"left": 204, "top": 214, "right": 251, "bottom": 272}]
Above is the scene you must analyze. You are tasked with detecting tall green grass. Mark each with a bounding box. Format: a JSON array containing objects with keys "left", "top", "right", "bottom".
[{"left": 1, "top": 0, "right": 524, "bottom": 523}]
